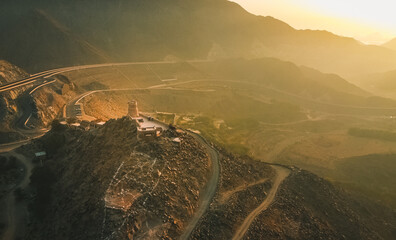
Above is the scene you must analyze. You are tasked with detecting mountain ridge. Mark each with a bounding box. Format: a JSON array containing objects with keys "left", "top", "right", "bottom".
[
  {"left": 0, "top": 0, "right": 396, "bottom": 77},
  {"left": 16, "top": 117, "right": 396, "bottom": 239},
  {"left": 0, "top": 8, "right": 111, "bottom": 71},
  {"left": 383, "top": 38, "right": 396, "bottom": 51}
]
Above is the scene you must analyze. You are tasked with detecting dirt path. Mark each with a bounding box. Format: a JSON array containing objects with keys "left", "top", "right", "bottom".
[
  {"left": 219, "top": 178, "right": 269, "bottom": 204},
  {"left": 232, "top": 165, "right": 291, "bottom": 240},
  {"left": 1, "top": 152, "right": 33, "bottom": 240},
  {"left": 179, "top": 132, "right": 220, "bottom": 240}
]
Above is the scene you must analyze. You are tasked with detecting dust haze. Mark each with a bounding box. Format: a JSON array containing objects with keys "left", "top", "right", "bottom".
[{"left": 0, "top": 1, "right": 395, "bottom": 239}]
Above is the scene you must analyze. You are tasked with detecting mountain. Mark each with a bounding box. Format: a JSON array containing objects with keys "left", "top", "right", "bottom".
[
  {"left": 1, "top": 0, "right": 396, "bottom": 77},
  {"left": 0, "top": 60, "right": 79, "bottom": 143},
  {"left": 195, "top": 168, "right": 396, "bottom": 240},
  {"left": 354, "top": 69, "right": 396, "bottom": 98},
  {"left": 0, "top": 9, "right": 111, "bottom": 71},
  {"left": 192, "top": 58, "right": 396, "bottom": 110},
  {"left": 15, "top": 117, "right": 396, "bottom": 239},
  {"left": 0, "top": 60, "right": 29, "bottom": 142},
  {"left": 383, "top": 38, "right": 396, "bottom": 51}
]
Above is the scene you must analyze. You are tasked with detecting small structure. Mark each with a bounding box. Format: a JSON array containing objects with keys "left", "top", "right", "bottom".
[
  {"left": 137, "top": 126, "right": 163, "bottom": 140},
  {"left": 128, "top": 100, "right": 139, "bottom": 118},
  {"left": 74, "top": 104, "right": 83, "bottom": 117},
  {"left": 127, "top": 101, "right": 168, "bottom": 140},
  {"left": 34, "top": 151, "right": 47, "bottom": 166},
  {"left": 34, "top": 151, "right": 46, "bottom": 158},
  {"left": 134, "top": 117, "right": 144, "bottom": 124}
]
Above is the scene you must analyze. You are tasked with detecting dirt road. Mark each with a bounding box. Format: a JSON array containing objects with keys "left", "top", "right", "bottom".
[
  {"left": 1, "top": 152, "right": 33, "bottom": 240},
  {"left": 232, "top": 165, "right": 291, "bottom": 240},
  {"left": 179, "top": 132, "right": 220, "bottom": 240}
]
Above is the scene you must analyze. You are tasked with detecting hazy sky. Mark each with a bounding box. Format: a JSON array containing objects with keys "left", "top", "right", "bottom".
[{"left": 232, "top": 0, "right": 396, "bottom": 45}]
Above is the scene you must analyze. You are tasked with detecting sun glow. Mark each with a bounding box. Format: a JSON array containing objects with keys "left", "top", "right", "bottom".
[{"left": 232, "top": 0, "right": 396, "bottom": 44}]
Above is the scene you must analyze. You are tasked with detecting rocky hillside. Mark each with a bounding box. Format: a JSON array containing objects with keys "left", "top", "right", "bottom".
[
  {"left": 24, "top": 117, "right": 211, "bottom": 239},
  {"left": 243, "top": 170, "right": 396, "bottom": 239},
  {"left": 0, "top": 60, "right": 28, "bottom": 85},
  {"left": 0, "top": 9, "right": 111, "bottom": 72},
  {"left": 0, "top": 60, "right": 78, "bottom": 143},
  {"left": 14, "top": 117, "right": 396, "bottom": 239},
  {"left": 189, "top": 150, "right": 396, "bottom": 240},
  {"left": 1, "top": 0, "right": 396, "bottom": 77},
  {"left": 29, "top": 74, "right": 78, "bottom": 127},
  {"left": 0, "top": 60, "right": 30, "bottom": 142}
]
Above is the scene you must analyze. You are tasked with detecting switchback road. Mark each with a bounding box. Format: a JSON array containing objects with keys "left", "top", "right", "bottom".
[{"left": 232, "top": 165, "right": 291, "bottom": 240}]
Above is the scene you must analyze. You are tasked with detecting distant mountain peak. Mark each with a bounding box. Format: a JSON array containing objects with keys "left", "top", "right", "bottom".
[
  {"left": 0, "top": 0, "right": 396, "bottom": 76},
  {"left": 383, "top": 38, "right": 396, "bottom": 51}
]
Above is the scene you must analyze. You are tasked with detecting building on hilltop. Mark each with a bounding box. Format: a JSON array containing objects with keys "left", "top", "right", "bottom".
[
  {"left": 127, "top": 100, "right": 165, "bottom": 140},
  {"left": 128, "top": 100, "right": 139, "bottom": 118},
  {"left": 137, "top": 126, "right": 163, "bottom": 140}
]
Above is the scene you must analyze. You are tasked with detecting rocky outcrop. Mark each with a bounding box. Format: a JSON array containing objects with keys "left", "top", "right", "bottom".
[
  {"left": 0, "top": 60, "right": 30, "bottom": 142},
  {"left": 14, "top": 117, "right": 396, "bottom": 239},
  {"left": 24, "top": 117, "right": 211, "bottom": 239},
  {"left": 191, "top": 152, "right": 275, "bottom": 239},
  {"left": 30, "top": 75, "right": 77, "bottom": 127},
  {"left": 244, "top": 170, "right": 396, "bottom": 240},
  {"left": 0, "top": 60, "right": 78, "bottom": 143}
]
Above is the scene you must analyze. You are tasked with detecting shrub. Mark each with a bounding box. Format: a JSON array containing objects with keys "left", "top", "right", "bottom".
[{"left": 348, "top": 128, "right": 396, "bottom": 142}]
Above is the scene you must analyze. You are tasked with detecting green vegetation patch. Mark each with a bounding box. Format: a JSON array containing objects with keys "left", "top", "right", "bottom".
[
  {"left": 349, "top": 127, "right": 396, "bottom": 142},
  {"left": 332, "top": 154, "right": 396, "bottom": 209}
]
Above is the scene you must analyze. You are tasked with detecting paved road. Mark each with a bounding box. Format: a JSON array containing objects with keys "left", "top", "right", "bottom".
[
  {"left": 3, "top": 89, "right": 49, "bottom": 152},
  {"left": 2, "top": 61, "right": 191, "bottom": 145},
  {"left": 0, "top": 70, "right": 60, "bottom": 92},
  {"left": 0, "top": 139, "right": 32, "bottom": 153},
  {"left": 63, "top": 80, "right": 214, "bottom": 119},
  {"left": 179, "top": 132, "right": 220, "bottom": 240},
  {"left": 0, "top": 90, "right": 47, "bottom": 153},
  {"left": 232, "top": 165, "right": 291, "bottom": 240},
  {"left": 0, "top": 61, "right": 208, "bottom": 93}
]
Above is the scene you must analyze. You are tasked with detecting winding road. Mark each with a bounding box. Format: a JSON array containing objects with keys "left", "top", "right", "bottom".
[
  {"left": 0, "top": 61, "right": 208, "bottom": 93},
  {"left": 180, "top": 132, "right": 220, "bottom": 240},
  {"left": 232, "top": 165, "right": 291, "bottom": 240},
  {"left": 0, "top": 62, "right": 297, "bottom": 240},
  {"left": 63, "top": 82, "right": 294, "bottom": 240}
]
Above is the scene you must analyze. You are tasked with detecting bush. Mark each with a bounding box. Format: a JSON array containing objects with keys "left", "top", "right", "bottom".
[{"left": 348, "top": 128, "right": 396, "bottom": 142}]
